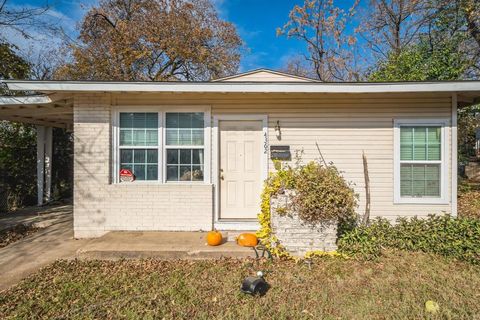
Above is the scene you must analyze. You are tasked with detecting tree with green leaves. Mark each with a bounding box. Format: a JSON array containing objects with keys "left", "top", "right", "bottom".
[
  {"left": 0, "top": 42, "right": 30, "bottom": 94},
  {"left": 368, "top": 35, "right": 469, "bottom": 81}
]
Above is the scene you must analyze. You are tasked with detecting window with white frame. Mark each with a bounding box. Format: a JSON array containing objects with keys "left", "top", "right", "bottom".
[
  {"left": 395, "top": 120, "right": 447, "bottom": 202},
  {"left": 119, "top": 112, "right": 159, "bottom": 181},
  {"left": 117, "top": 111, "right": 205, "bottom": 183},
  {"left": 165, "top": 112, "right": 204, "bottom": 182}
]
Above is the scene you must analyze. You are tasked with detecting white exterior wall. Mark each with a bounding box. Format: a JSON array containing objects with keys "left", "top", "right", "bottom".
[
  {"left": 73, "top": 94, "right": 213, "bottom": 238},
  {"left": 73, "top": 92, "right": 454, "bottom": 238}
]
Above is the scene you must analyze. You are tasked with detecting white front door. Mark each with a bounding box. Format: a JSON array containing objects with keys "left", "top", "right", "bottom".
[{"left": 219, "top": 120, "right": 263, "bottom": 220}]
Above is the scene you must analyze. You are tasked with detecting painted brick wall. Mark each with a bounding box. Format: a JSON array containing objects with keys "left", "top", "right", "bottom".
[
  {"left": 270, "top": 191, "right": 338, "bottom": 255},
  {"left": 73, "top": 94, "right": 213, "bottom": 238}
]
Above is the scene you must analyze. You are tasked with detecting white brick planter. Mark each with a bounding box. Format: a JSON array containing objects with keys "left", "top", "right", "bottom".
[{"left": 270, "top": 190, "right": 338, "bottom": 256}]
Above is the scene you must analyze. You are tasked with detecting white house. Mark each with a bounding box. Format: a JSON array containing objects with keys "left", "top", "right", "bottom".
[{"left": 1, "top": 69, "right": 480, "bottom": 238}]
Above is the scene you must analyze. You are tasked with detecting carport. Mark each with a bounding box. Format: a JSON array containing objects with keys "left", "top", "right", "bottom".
[{"left": 0, "top": 94, "right": 73, "bottom": 205}]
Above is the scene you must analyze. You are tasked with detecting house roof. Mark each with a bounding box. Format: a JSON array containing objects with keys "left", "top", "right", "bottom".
[
  {"left": 3, "top": 79, "right": 480, "bottom": 95},
  {"left": 212, "top": 68, "right": 318, "bottom": 82},
  {"left": 1, "top": 68, "right": 480, "bottom": 128}
]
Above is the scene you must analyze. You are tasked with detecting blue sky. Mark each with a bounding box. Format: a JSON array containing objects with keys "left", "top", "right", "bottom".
[
  {"left": 6, "top": 0, "right": 358, "bottom": 71},
  {"left": 213, "top": 0, "right": 308, "bottom": 71}
]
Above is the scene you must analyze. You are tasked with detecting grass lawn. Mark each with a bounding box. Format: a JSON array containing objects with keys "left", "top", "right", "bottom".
[{"left": 1, "top": 251, "right": 480, "bottom": 319}]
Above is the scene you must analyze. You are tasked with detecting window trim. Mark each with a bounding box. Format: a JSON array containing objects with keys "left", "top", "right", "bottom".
[
  {"left": 163, "top": 111, "right": 206, "bottom": 183},
  {"left": 393, "top": 119, "right": 449, "bottom": 204},
  {"left": 111, "top": 106, "right": 211, "bottom": 185}
]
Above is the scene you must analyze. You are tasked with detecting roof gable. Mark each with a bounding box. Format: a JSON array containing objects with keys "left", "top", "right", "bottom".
[{"left": 213, "top": 69, "right": 317, "bottom": 82}]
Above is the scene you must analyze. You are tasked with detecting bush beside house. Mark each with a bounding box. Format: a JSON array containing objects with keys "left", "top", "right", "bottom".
[
  {"left": 338, "top": 215, "right": 480, "bottom": 264},
  {"left": 257, "top": 160, "right": 357, "bottom": 258}
]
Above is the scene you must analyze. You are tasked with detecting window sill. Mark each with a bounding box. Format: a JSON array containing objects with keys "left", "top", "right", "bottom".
[
  {"left": 112, "top": 181, "right": 213, "bottom": 186},
  {"left": 394, "top": 197, "right": 449, "bottom": 205}
]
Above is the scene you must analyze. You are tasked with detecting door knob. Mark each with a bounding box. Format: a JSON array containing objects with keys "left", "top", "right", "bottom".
[{"left": 220, "top": 169, "right": 224, "bottom": 180}]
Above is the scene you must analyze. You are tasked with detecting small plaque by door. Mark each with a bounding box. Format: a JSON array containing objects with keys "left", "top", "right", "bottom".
[{"left": 270, "top": 145, "right": 291, "bottom": 160}]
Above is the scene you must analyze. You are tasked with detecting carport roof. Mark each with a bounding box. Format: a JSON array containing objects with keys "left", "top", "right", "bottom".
[{"left": 0, "top": 94, "right": 72, "bottom": 129}]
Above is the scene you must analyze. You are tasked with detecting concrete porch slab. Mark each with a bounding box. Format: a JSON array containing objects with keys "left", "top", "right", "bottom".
[{"left": 76, "top": 231, "right": 258, "bottom": 260}]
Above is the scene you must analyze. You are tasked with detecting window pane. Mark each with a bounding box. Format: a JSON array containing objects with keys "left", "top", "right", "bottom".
[
  {"left": 120, "top": 113, "right": 158, "bottom": 147},
  {"left": 192, "top": 149, "right": 204, "bottom": 165},
  {"left": 147, "top": 150, "right": 158, "bottom": 163},
  {"left": 147, "top": 165, "right": 158, "bottom": 180},
  {"left": 132, "top": 113, "right": 146, "bottom": 128},
  {"left": 133, "top": 164, "right": 146, "bottom": 180},
  {"left": 146, "top": 130, "right": 158, "bottom": 146},
  {"left": 426, "top": 180, "right": 440, "bottom": 197},
  {"left": 120, "top": 130, "right": 133, "bottom": 146},
  {"left": 166, "top": 129, "right": 178, "bottom": 145},
  {"left": 427, "top": 127, "right": 441, "bottom": 144},
  {"left": 412, "top": 179, "right": 426, "bottom": 196},
  {"left": 120, "top": 149, "right": 158, "bottom": 181},
  {"left": 400, "top": 127, "right": 413, "bottom": 161},
  {"left": 427, "top": 144, "right": 441, "bottom": 161},
  {"left": 179, "top": 113, "right": 191, "bottom": 128},
  {"left": 178, "top": 129, "right": 191, "bottom": 145},
  {"left": 192, "top": 166, "right": 204, "bottom": 181},
  {"left": 400, "top": 164, "right": 440, "bottom": 198},
  {"left": 425, "top": 165, "right": 440, "bottom": 180},
  {"left": 133, "top": 130, "right": 146, "bottom": 146},
  {"left": 179, "top": 166, "right": 192, "bottom": 181},
  {"left": 192, "top": 113, "right": 204, "bottom": 128},
  {"left": 134, "top": 149, "right": 146, "bottom": 163},
  {"left": 166, "top": 113, "right": 179, "bottom": 127},
  {"left": 167, "top": 166, "right": 178, "bottom": 181},
  {"left": 120, "top": 149, "right": 133, "bottom": 163},
  {"left": 192, "top": 129, "right": 204, "bottom": 145},
  {"left": 400, "top": 179, "right": 412, "bottom": 197},
  {"left": 413, "top": 127, "right": 427, "bottom": 160},
  {"left": 165, "top": 112, "right": 204, "bottom": 146},
  {"left": 120, "top": 113, "right": 133, "bottom": 128},
  {"left": 145, "top": 113, "right": 158, "bottom": 128},
  {"left": 401, "top": 126, "right": 442, "bottom": 161},
  {"left": 180, "top": 149, "right": 191, "bottom": 164},
  {"left": 167, "top": 149, "right": 179, "bottom": 164}
]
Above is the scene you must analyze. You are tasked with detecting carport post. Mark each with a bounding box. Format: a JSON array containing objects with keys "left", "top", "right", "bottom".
[
  {"left": 45, "top": 127, "right": 52, "bottom": 203},
  {"left": 36, "top": 126, "right": 53, "bottom": 206}
]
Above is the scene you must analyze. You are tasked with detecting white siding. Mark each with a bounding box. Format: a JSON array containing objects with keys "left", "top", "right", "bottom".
[
  {"left": 73, "top": 91, "right": 454, "bottom": 237},
  {"left": 114, "top": 92, "right": 453, "bottom": 221}
]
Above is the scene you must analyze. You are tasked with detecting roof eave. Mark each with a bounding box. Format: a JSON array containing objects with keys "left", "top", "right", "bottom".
[{"left": 3, "top": 80, "right": 480, "bottom": 94}]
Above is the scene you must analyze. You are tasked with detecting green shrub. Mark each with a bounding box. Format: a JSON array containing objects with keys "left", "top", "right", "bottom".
[
  {"left": 292, "top": 162, "right": 357, "bottom": 225},
  {"left": 338, "top": 215, "right": 480, "bottom": 264}
]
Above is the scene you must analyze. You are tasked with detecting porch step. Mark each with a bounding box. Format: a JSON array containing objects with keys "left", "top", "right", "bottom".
[
  {"left": 222, "top": 230, "right": 258, "bottom": 242},
  {"left": 76, "top": 231, "right": 258, "bottom": 260}
]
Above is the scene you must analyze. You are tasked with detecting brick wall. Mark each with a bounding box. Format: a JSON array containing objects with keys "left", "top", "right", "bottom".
[
  {"left": 73, "top": 94, "right": 213, "bottom": 238},
  {"left": 270, "top": 191, "right": 338, "bottom": 256}
]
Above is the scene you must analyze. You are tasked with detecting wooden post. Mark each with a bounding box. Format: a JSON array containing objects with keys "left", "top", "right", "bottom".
[{"left": 36, "top": 125, "right": 45, "bottom": 206}]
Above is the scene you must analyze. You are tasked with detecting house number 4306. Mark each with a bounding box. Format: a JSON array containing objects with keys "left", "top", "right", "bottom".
[{"left": 263, "top": 132, "right": 268, "bottom": 154}]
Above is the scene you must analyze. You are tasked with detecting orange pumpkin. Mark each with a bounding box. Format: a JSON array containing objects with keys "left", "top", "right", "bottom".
[
  {"left": 237, "top": 233, "right": 258, "bottom": 247},
  {"left": 206, "top": 230, "right": 223, "bottom": 246}
]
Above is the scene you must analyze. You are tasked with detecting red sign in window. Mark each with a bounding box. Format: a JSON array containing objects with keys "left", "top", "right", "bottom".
[{"left": 119, "top": 169, "right": 135, "bottom": 182}]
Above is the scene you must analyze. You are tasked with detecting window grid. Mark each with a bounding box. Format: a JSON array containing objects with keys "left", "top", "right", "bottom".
[
  {"left": 118, "top": 112, "right": 160, "bottom": 182},
  {"left": 164, "top": 112, "right": 205, "bottom": 183},
  {"left": 116, "top": 111, "right": 206, "bottom": 183},
  {"left": 399, "top": 125, "right": 442, "bottom": 198}
]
